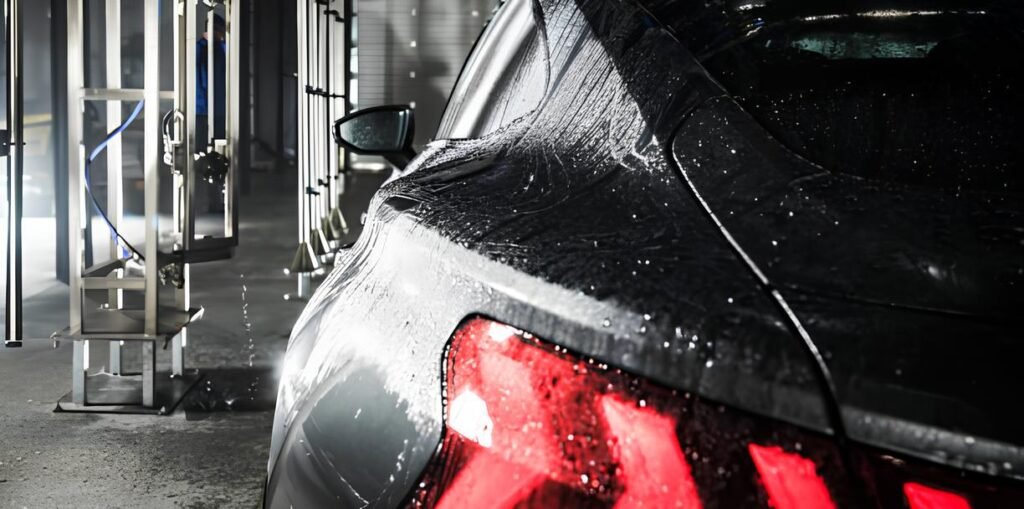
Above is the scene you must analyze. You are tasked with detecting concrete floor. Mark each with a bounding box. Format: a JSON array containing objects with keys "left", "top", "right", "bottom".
[{"left": 0, "top": 171, "right": 307, "bottom": 508}]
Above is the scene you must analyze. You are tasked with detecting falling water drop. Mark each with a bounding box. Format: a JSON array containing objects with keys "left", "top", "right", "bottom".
[{"left": 240, "top": 273, "right": 255, "bottom": 368}]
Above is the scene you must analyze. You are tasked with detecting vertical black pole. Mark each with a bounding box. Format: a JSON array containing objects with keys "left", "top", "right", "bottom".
[
  {"left": 342, "top": 0, "right": 351, "bottom": 173},
  {"left": 81, "top": 0, "right": 93, "bottom": 269},
  {"left": 239, "top": 0, "right": 252, "bottom": 195},
  {"left": 305, "top": 0, "right": 314, "bottom": 228},
  {"left": 5, "top": 0, "right": 23, "bottom": 347},
  {"left": 52, "top": 0, "right": 69, "bottom": 285},
  {"left": 322, "top": 1, "right": 330, "bottom": 210}
]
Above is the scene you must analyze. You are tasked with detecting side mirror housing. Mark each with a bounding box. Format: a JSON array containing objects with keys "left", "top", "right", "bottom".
[{"left": 333, "top": 105, "right": 417, "bottom": 169}]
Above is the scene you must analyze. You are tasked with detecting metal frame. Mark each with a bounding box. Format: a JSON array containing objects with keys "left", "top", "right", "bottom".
[
  {"left": 286, "top": 0, "right": 350, "bottom": 301},
  {"left": 54, "top": 0, "right": 241, "bottom": 413},
  {"left": 175, "top": 0, "right": 240, "bottom": 262},
  {"left": 286, "top": 0, "right": 321, "bottom": 301},
  {"left": 105, "top": 0, "right": 124, "bottom": 371},
  {"left": 57, "top": 0, "right": 184, "bottom": 412}
]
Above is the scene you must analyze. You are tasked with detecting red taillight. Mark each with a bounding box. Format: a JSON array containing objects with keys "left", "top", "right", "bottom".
[
  {"left": 409, "top": 318, "right": 844, "bottom": 508},
  {"left": 408, "top": 317, "right": 1009, "bottom": 508},
  {"left": 904, "top": 482, "right": 972, "bottom": 509},
  {"left": 748, "top": 444, "right": 836, "bottom": 509},
  {"left": 429, "top": 317, "right": 686, "bottom": 508}
]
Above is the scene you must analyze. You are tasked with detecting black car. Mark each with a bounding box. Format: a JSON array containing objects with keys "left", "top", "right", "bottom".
[{"left": 266, "top": 0, "right": 1024, "bottom": 506}]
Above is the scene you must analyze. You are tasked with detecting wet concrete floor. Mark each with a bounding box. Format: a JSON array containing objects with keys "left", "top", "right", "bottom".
[{"left": 0, "top": 171, "right": 308, "bottom": 508}]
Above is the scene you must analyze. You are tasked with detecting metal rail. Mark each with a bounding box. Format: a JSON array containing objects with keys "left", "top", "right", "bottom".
[{"left": 287, "top": 0, "right": 350, "bottom": 301}]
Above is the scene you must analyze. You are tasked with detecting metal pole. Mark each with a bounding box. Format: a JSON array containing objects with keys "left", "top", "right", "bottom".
[
  {"left": 324, "top": 6, "right": 336, "bottom": 222},
  {"left": 172, "top": 0, "right": 183, "bottom": 240},
  {"left": 67, "top": 0, "right": 85, "bottom": 341},
  {"left": 342, "top": 0, "right": 352, "bottom": 170},
  {"left": 317, "top": 8, "right": 325, "bottom": 224},
  {"left": 105, "top": 0, "right": 124, "bottom": 372},
  {"left": 67, "top": 0, "right": 87, "bottom": 402},
  {"left": 143, "top": 0, "right": 159, "bottom": 338},
  {"left": 72, "top": 340, "right": 87, "bottom": 404},
  {"left": 326, "top": 5, "right": 346, "bottom": 241},
  {"left": 312, "top": 4, "right": 322, "bottom": 250},
  {"left": 305, "top": 0, "right": 313, "bottom": 239},
  {"left": 170, "top": 0, "right": 194, "bottom": 379},
  {"left": 172, "top": 264, "right": 188, "bottom": 377},
  {"left": 299, "top": 0, "right": 308, "bottom": 244},
  {"left": 142, "top": 340, "right": 155, "bottom": 407},
  {"left": 207, "top": 4, "right": 215, "bottom": 149},
  {"left": 227, "top": 0, "right": 240, "bottom": 239},
  {"left": 4, "top": 0, "right": 23, "bottom": 348},
  {"left": 105, "top": 0, "right": 123, "bottom": 264},
  {"left": 324, "top": 4, "right": 333, "bottom": 219},
  {"left": 184, "top": 0, "right": 197, "bottom": 252},
  {"left": 172, "top": 0, "right": 188, "bottom": 376},
  {"left": 171, "top": 0, "right": 188, "bottom": 379},
  {"left": 317, "top": 7, "right": 329, "bottom": 238}
]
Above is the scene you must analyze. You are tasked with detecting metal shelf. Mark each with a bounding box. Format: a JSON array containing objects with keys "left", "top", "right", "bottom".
[{"left": 52, "top": 306, "right": 204, "bottom": 343}]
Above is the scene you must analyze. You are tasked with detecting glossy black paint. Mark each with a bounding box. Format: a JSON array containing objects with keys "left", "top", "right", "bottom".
[
  {"left": 674, "top": 97, "right": 1024, "bottom": 475},
  {"left": 267, "top": 0, "right": 1023, "bottom": 506}
]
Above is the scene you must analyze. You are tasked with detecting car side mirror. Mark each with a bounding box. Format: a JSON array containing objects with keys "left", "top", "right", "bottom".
[{"left": 333, "top": 105, "right": 417, "bottom": 169}]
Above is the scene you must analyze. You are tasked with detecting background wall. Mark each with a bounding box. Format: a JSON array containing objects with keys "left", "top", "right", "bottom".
[
  {"left": 252, "top": 0, "right": 298, "bottom": 167},
  {"left": 228, "top": 0, "right": 500, "bottom": 163},
  {"left": 355, "top": 0, "right": 500, "bottom": 146}
]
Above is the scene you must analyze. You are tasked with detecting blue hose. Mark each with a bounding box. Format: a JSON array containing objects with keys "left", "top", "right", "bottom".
[
  {"left": 84, "top": 100, "right": 146, "bottom": 260},
  {"left": 84, "top": 0, "right": 170, "bottom": 261}
]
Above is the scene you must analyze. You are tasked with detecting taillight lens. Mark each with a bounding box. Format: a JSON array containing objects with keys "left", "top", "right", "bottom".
[
  {"left": 904, "top": 482, "right": 971, "bottom": 509},
  {"left": 857, "top": 448, "right": 1024, "bottom": 509},
  {"left": 408, "top": 317, "right": 1020, "bottom": 508}
]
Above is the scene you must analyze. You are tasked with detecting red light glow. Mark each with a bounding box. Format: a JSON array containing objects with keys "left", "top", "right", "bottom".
[
  {"left": 904, "top": 482, "right": 972, "bottom": 509},
  {"left": 601, "top": 395, "right": 703, "bottom": 508},
  {"left": 419, "top": 318, "right": 704, "bottom": 507},
  {"left": 748, "top": 443, "right": 837, "bottom": 509},
  {"left": 410, "top": 318, "right": 848, "bottom": 508},
  {"left": 436, "top": 453, "right": 546, "bottom": 509}
]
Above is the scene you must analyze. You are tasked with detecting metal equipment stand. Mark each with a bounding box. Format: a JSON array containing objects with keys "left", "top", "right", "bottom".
[
  {"left": 54, "top": 0, "right": 241, "bottom": 414},
  {"left": 286, "top": 0, "right": 350, "bottom": 301}
]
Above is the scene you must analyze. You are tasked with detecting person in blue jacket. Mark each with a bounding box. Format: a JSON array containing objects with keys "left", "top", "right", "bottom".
[
  {"left": 196, "top": 14, "right": 226, "bottom": 148},
  {"left": 197, "top": 14, "right": 227, "bottom": 212}
]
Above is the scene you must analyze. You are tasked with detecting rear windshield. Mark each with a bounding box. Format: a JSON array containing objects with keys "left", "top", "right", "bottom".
[{"left": 646, "top": 1, "right": 1024, "bottom": 194}]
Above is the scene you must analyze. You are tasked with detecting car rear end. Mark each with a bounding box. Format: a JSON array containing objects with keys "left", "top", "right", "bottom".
[
  {"left": 266, "top": 0, "right": 1024, "bottom": 506},
  {"left": 408, "top": 317, "right": 1024, "bottom": 508}
]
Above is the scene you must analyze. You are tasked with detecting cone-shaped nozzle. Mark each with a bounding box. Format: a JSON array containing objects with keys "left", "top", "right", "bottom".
[
  {"left": 309, "top": 227, "right": 331, "bottom": 257},
  {"left": 288, "top": 242, "right": 321, "bottom": 274},
  {"left": 321, "top": 216, "right": 339, "bottom": 242},
  {"left": 329, "top": 205, "right": 348, "bottom": 240}
]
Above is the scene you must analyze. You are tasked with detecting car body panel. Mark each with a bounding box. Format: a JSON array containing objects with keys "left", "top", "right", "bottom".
[{"left": 673, "top": 97, "right": 1024, "bottom": 476}]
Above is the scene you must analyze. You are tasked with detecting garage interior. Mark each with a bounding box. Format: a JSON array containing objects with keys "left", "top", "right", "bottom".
[
  {"left": 2, "top": 0, "right": 1021, "bottom": 507},
  {"left": 0, "top": 0, "right": 493, "bottom": 505}
]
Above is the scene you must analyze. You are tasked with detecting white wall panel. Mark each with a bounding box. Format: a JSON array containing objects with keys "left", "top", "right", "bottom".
[{"left": 356, "top": 0, "right": 499, "bottom": 144}]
